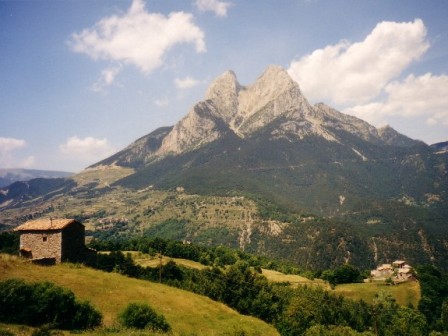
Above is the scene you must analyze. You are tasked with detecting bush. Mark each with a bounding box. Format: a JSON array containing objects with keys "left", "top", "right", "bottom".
[
  {"left": 0, "top": 232, "right": 19, "bottom": 254},
  {"left": 321, "top": 264, "right": 363, "bottom": 286},
  {"left": 0, "top": 279, "right": 102, "bottom": 330},
  {"left": 119, "top": 303, "right": 170, "bottom": 332}
]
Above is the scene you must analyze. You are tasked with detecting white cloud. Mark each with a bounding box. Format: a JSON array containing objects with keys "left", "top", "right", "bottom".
[
  {"left": 195, "top": 0, "right": 232, "bottom": 17},
  {"left": 59, "top": 136, "right": 116, "bottom": 163},
  {"left": 0, "top": 137, "right": 35, "bottom": 168},
  {"left": 0, "top": 137, "right": 26, "bottom": 154},
  {"left": 288, "top": 19, "right": 429, "bottom": 106},
  {"left": 174, "top": 76, "right": 200, "bottom": 89},
  {"left": 91, "top": 66, "right": 122, "bottom": 92},
  {"left": 345, "top": 73, "right": 448, "bottom": 127},
  {"left": 69, "top": 0, "right": 206, "bottom": 74}
]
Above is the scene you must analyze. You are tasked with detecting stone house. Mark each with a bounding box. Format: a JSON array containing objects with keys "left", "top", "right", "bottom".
[
  {"left": 14, "top": 218, "right": 95, "bottom": 264},
  {"left": 370, "top": 260, "right": 415, "bottom": 283},
  {"left": 370, "top": 264, "right": 393, "bottom": 278},
  {"left": 392, "top": 260, "right": 406, "bottom": 269}
]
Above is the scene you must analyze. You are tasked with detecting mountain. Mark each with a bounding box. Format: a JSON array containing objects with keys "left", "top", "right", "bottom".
[
  {"left": 1, "top": 65, "right": 447, "bottom": 270},
  {"left": 93, "top": 65, "right": 425, "bottom": 170},
  {"left": 430, "top": 141, "right": 448, "bottom": 152},
  {"left": 94, "top": 65, "right": 439, "bottom": 214},
  {"left": 0, "top": 169, "right": 73, "bottom": 188}
]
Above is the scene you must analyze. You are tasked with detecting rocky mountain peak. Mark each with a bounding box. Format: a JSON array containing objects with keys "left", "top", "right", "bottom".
[
  {"left": 160, "top": 65, "right": 311, "bottom": 152},
  {"left": 95, "top": 65, "right": 429, "bottom": 168},
  {"left": 232, "top": 65, "right": 310, "bottom": 135},
  {"left": 205, "top": 70, "right": 241, "bottom": 123},
  {"left": 205, "top": 70, "right": 239, "bottom": 96},
  {"left": 255, "top": 64, "right": 298, "bottom": 90}
]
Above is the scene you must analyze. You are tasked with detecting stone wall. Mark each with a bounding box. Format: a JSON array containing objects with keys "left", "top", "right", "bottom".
[
  {"left": 20, "top": 230, "right": 63, "bottom": 263},
  {"left": 61, "top": 222, "right": 85, "bottom": 263}
]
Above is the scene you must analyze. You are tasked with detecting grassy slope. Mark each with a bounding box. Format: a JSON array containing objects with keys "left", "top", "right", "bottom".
[
  {"left": 334, "top": 281, "right": 421, "bottom": 307},
  {"left": 262, "top": 269, "right": 327, "bottom": 288},
  {"left": 130, "top": 254, "right": 421, "bottom": 307},
  {"left": 71, "top": 166, "right": 135, "bottom": 188},
  {"left": 261, "top": 268, "right": 420, "bottom": 307},
  {"left": 0, "top": 255, "right": 278, "bottom": 336},
  {"left": 126, "top": 251, "right": 206, "bottom": 270}
]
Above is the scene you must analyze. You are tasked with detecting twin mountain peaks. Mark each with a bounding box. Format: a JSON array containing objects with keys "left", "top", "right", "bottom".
[{"left": 96, "top": 65, "right": 420, "bottom": 169}]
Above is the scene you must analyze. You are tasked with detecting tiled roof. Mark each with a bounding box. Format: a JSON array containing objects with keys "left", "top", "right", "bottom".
[
  {"left": 14, "top": 218, "right": 79, "bottom": 231},
  {"left": 393, "top": 260, "right": 406, "bottom": 264}
]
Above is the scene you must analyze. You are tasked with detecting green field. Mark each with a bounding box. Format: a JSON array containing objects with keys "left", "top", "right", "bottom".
[
  {"left": 334, "top": 281, "right": 421, "bottom": 307},
  {"left": 0, "top": 254, "right": 278, "bottom": 336}
]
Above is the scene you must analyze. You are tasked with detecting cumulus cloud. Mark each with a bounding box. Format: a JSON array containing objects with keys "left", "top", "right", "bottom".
[
  {"left": 69, "top": 0, "right": 206, "bottom": 75},
  {"left": 0, "top": 137, "right": 35, "bottom": 168},
  {"left": 288, "top": 19, "right": 429, "bottom": 106},
  {"left": 174, "top": 76, "right": 200, "bottom": 89},
  {"left": 345, "top": 73, "right": 448, "bottom": 127},
  {"left": 0, "top": 137, "right": 26, "bottom": 154},
  {"left": 59, "top": 136, "right": 116, "bottom": 163},
  {"left": 195, "top": 0, "right": 232, "bottom": 17}
]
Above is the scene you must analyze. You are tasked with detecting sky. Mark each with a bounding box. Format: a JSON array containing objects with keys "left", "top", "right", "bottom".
[{"left": 1, "top": 0, "right": 448, "bottom": 172}]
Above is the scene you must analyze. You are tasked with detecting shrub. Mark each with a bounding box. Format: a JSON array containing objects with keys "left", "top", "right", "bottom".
[
  {"left": 71, "top": 300, "right": 103, "bottom": 330},
  {"left": 119, "top": 303, "right": 170, "bottom": 332},
  {"left": 0, "top": 278, "right": 102, "bottom": 330}
]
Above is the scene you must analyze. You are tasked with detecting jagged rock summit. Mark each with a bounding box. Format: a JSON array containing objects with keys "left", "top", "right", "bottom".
[
  {"left": 157, "top": 65, "right": 311, "bottom": 156},
  {"left": 95, "top": 65, "right": 422, "bottom": 169}
]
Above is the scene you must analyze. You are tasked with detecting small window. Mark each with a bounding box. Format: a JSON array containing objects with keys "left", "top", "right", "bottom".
[{"left": 43, "top": 236, "right": 47, "bottom": 242}]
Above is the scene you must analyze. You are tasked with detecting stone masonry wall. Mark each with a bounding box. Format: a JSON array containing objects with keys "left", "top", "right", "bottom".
[{"left": 20, "top": 230, "right": 62, "bottom": 262}]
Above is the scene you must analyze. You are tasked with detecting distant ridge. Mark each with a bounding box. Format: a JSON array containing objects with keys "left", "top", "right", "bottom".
[
  {"left": 430, "top": 141, "right": 448, "bottom": 152},
  {"left": 0, "top": 169, "right": 73, "bottom": 188}
]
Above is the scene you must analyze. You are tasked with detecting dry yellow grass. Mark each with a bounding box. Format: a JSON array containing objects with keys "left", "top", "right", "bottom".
[
  {"left": 0, "top": 254, "right": 278, "bottom": 336},
  {"left": 262, "top": 269, "right": 327, "bottom": 288},
  {"left": 72, "top": 166, "right": 135, "bottom": 188},
  {"left": 334, "top": 280, "right": 421, "bottom": 307},
  {"left": 123, "top": 251, "right": 207, "bottom": 270}
]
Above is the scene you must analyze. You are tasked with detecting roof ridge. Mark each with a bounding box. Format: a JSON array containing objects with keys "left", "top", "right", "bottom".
[{"left": 14, "top": 218, "right": 79, "bottom": 231}]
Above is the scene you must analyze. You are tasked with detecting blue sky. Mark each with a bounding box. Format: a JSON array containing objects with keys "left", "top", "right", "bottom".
[{"left": 1, "top": 0, "right": 447, "bottom": 172}]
